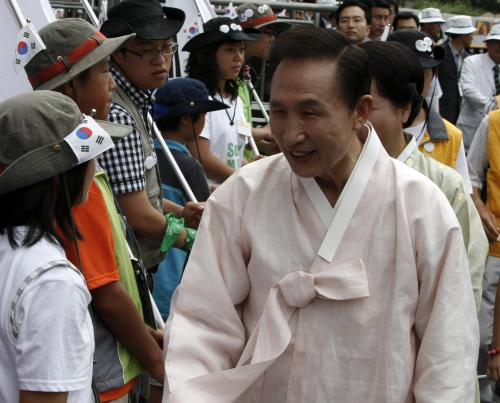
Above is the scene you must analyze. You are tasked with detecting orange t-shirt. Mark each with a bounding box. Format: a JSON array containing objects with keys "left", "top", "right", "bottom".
[
  {"left": 63, "top": 180, "right": 120, "bottom": 290},
  {"left": 62, "top": 180, "right": 137, "bottom": 400}
]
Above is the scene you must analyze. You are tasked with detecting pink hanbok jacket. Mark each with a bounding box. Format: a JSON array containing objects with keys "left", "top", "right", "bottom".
[{"left": 163, "top": 131, "right": 479, "bottom": 403}]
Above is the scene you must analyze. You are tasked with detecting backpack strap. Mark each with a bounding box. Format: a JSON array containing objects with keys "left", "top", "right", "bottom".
[{"left": 10, "top": 259, "right": 81, "bottom": 339}]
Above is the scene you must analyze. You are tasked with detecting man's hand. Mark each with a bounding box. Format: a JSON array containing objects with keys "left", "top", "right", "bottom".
[
  {"left": 252, "top": 124, "right": 273, "bottom": 142},
  {"left": 181, "top": 202, "right": 205, "bottom": 229},
  {"left": 488, "top": 354, "right": 500, "bottom": 380},
  {"left": 148, "top": 327, "right": 164, "bottom": 349},
  {"left": 478, "top": 203, "right": 500, "bottom": 242}
]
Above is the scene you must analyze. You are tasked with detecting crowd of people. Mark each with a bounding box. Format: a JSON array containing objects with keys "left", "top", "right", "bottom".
[{"left": 3, "top": 0, "right": 500, "bottom": 402}]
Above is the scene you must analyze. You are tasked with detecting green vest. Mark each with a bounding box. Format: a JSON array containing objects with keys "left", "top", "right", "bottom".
[
  {"left": 93, "top": 169, "right": 144, "bottom": 391},
  {"left": 112, "top": 86, "right": 164, "bottom": 268}
]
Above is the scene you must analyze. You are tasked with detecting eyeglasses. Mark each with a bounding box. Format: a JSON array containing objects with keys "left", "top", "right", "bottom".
[{"left": 123, "top": 43, "right": 178, "bottom": 61}]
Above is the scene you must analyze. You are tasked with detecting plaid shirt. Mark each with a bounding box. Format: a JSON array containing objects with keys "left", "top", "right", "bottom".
[{"left": 98, "top": 66, "right": 154, "bottom": 194}]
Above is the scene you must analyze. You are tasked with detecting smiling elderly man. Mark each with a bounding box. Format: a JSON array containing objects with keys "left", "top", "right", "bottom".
[{"left": 161, "top": 27, "right": 478, "bottom": 403}]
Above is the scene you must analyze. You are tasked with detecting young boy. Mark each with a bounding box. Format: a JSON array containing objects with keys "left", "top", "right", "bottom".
[
  {"left": 152, "top": 77, "right": 227, "bottom": 319},
  {"left": 99, "top": 0, "right": 202, "bottom": 276},
  {"left": 25, "top": 18, "right": 165, "bottom": 403}
]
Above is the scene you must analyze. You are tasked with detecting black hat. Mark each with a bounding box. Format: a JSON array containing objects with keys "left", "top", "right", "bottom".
[
  {"left": 100, "top": 0, "right": 185, "bottom": 40},
  {"left": 387, "top": 29, "right": 444, "bottom": 69},
  {"left": 183, "top": 17, "right": 258, "bottom": 52},
  {"left": 153, "top": 78, "right": 229, "bottom": 123}
]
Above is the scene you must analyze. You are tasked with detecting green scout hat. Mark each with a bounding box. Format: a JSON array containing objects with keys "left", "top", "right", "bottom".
[
  {"left": 25, "top": 18, "right": 134, "bottom": 91},
  {"left": 0, "top": 91, "right": 129, "bottom": 196},
  {"left": 235, "top": 3, "right": 291, "bottom": 34}
]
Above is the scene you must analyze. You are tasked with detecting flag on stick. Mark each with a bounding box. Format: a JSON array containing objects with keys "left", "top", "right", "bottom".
[
  {"left": 224, "top": 2, "right": 238, "bottom": 19},
  {"left": 13, "top": 20, "right": 45, "bottom": 72},
  {"left": 98, "top": 0, "right": 108, "bottom": 28}
]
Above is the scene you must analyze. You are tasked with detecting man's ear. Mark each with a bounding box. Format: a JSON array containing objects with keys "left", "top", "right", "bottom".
[
  {"left": 353, "top": 94, "right": 373, "bottom": 131},
  {"left": 112, "top": 51, "right": 125, "bottom": 67}
]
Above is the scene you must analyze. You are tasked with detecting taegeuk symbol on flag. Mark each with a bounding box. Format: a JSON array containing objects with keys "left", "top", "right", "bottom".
[
  {"left": 13, "top": 20, "right": 46, "bottom": 72},
  {"left": 64, "top": 115, "right": 114, "bottom": 163}
]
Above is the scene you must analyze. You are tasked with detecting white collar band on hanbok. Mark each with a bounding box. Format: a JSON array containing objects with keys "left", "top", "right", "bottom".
[
  {"left": 397, "top": 135, "right": 418, "bottom": 162},
  {"left": 299, "top": 123, "right": 381, "bottom": 263}
]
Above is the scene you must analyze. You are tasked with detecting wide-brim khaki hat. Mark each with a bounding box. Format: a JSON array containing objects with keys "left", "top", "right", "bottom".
[
  {"left": 0, "top": 91, "right": 129, "bottom": 196},
  {"left": 25, "top": 18, "right": 134, "bottom": 91}
]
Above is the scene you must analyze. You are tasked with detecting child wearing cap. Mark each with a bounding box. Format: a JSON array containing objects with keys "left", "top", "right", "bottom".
[
  {"left": 152, "top": 77, "right": 228, "bottom": 319},
  {"left": 25, "top": 18, "right": 166, "bottom": 403},
  {"left": 183, "top": 17, "right": 259, "bottom": 186},
  {"left": 0, "top": 91, "right": 114, "bottom": 403}
]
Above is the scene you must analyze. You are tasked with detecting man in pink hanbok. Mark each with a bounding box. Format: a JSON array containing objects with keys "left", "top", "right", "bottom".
[{"left": 162, "top": 27, "right": 479, "bottom": 403}]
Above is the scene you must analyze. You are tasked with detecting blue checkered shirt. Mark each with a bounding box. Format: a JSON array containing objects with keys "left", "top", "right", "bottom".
[{"left": 98, "top": 66, "right": 154, "bottom": 194}]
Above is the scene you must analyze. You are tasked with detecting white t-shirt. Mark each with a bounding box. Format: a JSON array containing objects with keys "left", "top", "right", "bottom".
[
  {"left": 200, "top": 95, "right": 249, "bottom": 172},
  {"left": 0, "top": 228, "right": 94, "bottom": 403},
  {"left": 426, "top": 76, "right": 443, "bottom": 114}
]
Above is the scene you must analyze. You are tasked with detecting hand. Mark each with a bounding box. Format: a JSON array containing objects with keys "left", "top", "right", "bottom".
[
  {"left": 252, "top": 124, "right": 274, "bottom": 142},
  {"left": 488, "top": 96, "right": 499, "bottom": 112},
  {"left": 148, "top": 327, "right": 164, "bottom": 349},
  {"left": 250, "top": 155, "right": 264, "bottom": 162},
  {"left": 478, "top": 203, "right": 500, "bottom": 242},
  {"left": 258, "top": 138, "right": 280, "bottom": 156},
  {"left": 180, "top": 201, "right": 205, "bottom": 229},
  {"left": 488, "top": 354, "right": 500, "bottom": 380}
]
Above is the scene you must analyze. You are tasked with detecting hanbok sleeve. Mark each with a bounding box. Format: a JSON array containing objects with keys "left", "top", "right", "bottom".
[
  {"left": 454, "top": 190, "right": 488, "bottom": 312},
  {"left": 412, "top": 188, "right": 479, "bottom": 403},
  {"left": 163, "top": 174, "right": 251, "bottom": 395}
]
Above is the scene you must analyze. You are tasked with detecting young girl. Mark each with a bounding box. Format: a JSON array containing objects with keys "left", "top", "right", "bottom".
[
  {"left": 0, "top": 91, "right": 114, "bottom": 403},
  {"left": 183, "top": 17, "right": 257, "bottom": 185}
]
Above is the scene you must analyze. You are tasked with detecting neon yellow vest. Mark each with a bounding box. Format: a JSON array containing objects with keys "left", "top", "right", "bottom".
[{"left": 419, "top": 119, "right": 462, "bottom": 169}]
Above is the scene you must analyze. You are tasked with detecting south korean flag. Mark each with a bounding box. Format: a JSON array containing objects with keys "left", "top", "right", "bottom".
[
  {"left": 14, "top": 20, "right": 46, "bottom": 72},
  {"left": 64, "top": 115, "right": 114, "bottom": 163}
]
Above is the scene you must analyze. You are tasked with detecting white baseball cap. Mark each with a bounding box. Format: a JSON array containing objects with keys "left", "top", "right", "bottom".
[
  {"left": 445, "top": 15, "right": 476, "bottom": 35},
  {"left": 418, "top": 8, "right": 445, "bottom": 24},
  {"left": 486, "top": 24, "right": 500, "bottom": 42}
]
